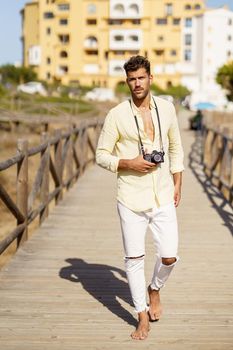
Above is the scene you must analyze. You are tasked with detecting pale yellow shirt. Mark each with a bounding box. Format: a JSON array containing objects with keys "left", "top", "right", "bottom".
[{"left": 96, "top": 95, "right": 184, "bottom": 212}]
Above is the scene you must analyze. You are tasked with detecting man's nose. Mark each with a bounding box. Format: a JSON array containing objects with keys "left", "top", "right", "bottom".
[{"left": 135, "top": 79, "right": 141, "bottom": 86}]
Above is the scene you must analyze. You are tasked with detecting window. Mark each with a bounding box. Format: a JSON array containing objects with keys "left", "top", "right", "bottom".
[
  {"left": 173, "top": 18, "right": 180, "bottom": 25},
  {"left": 156, "top": 18, "right": 167, "bottom": 25},
  {"left": 185, "top": 4, "right": 191, "bottom": 10},
  {"left": 60, "top": 51, "right": 68, "bottom": 58},
  {"left": 158, "top": 35, "right": 164, "bottom": 41},
  {"left": 228, "top": 18, "right": 232, "bottom": 25},
  {"left": 129, "top": 4, "right": 139, "bottom": 15},
  {"left": 185, "top": 18, "right": 192, "bottom": 27},
  {"left": 114, "top": 35, "right": 124, "bottom": 41},
  {"left": 44, "top": 12, "right": 54, "bottom": 19},
  {"left": 129, "top": 35, "right": 139, "bottom": 42},
  {"left": 114, "top": 66, "right": 123, "bottom": 73},
  {"left": 185, "top": 34, "right": 192, "bottom": 45},
  {"left": 58, "top": 34, "right": 70, "bottom": 43},
  {"left": 60, "top": 18, "right": 68, "bottom": 25},
  {"left": 194, "top": 4, "right": 201, "bottom": 10},
  {"left": 170, "top": 49, "right": 177, "bottom": 56},
  {"left": 86, "top": 19, "right": 97, "bottom": 25},
  {"left": 47, "top": 57, "right": 51, "bottom": 64},
  {"left": 184, "top": 49, "right": 192, "bottom": 61},
  {"left": 87, "top": 4, "right": 96, "bottom": 14},
  {"left": 227, "top": 51, "right": 231, "bottom": 57},
  {"left": 155, "top": 50, "right": 164, "bottom": 56},
  {"left": 86, "top": 50, "right": 98, "bottom": 55},
  {"left": 59, "top": 65, "right": 69, "bottom": 73},
  {"left": 108, "top": 19, "right": 123, "bottom": 25},
  {"left": 84, "top": 36, "right": 98, "bottom": 48},
  {"left": 165, "top": 3, "right": 173, "bottom": 16},
  {"left": 46, "top": 27, "right": 51, "bottom": 35},
  {"left": 132, "top": 19, "right": 141, "bottom": 25},
  {"left": 58, "top": 4, "right": 70, "bottom": 11},
  {"left": 47, "top": 72, "right": 51, "bottom": 79},
  {"left": 114, "top": 4, "right": 124, "bottom": 14},
  {"left": 228, "top": 35, "right": 232, "bottom": 41},
  {"left": 115, "top": 51, "right": 124, "bottom": 55}
]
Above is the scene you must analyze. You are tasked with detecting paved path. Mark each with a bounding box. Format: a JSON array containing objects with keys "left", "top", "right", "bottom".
[{"left": 0, "top": 111, "right": 232, "bottom": 349}]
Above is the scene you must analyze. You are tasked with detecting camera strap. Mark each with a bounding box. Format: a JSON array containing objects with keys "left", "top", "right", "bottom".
[{"left": 129, "top": 97, "right": 164, "bottom": 156}]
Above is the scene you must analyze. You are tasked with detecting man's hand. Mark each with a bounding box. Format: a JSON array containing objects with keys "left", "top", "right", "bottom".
[
  {"left": 118, "top": 155, "right": 156, "bottom": 173},
  {"left": 173, "top": 172, "right": 182, "bottom": 207},
  {"left": 174, "top": 184, "right": 181, "bottom": 207}
]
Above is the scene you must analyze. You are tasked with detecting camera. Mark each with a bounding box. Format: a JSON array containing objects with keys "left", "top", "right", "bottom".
[{"left": 143, "top": 150, "right": 165, "bottom": 164}]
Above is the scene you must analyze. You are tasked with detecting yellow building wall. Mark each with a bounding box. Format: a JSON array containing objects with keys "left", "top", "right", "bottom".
[
  {"left": 21, "top": 1, "right": 39, "bottom": 70},
  {"left": 22, "top": 0, "right": 205, "bottom": 89}
]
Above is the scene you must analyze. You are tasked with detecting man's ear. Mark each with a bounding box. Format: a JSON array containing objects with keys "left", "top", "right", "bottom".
[{"left": 149, "top": 74, "right": 153, "bottom": 85}]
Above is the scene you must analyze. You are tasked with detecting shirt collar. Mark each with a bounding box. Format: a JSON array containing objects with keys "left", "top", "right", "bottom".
[{"left": 130, "top": 94, "right": 156, "bottom": 116}]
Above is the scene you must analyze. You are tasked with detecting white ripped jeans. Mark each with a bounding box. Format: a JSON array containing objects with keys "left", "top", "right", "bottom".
[{"left": 117, "top": 201, "right": 179, "bottom": 313}]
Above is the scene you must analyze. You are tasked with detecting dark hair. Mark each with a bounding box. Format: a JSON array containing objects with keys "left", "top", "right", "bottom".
[{"left": 123, "top": 55, "right": 151, "bottom": 75}]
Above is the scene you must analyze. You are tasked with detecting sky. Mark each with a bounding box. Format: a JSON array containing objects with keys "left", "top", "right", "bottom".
[{"left": 0, "top": 0, "right": 233, "bottom": 65}]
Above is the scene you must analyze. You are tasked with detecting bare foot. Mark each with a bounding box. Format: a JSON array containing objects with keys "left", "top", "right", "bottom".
[
  {"left": 147, "top": 285, "right": 162, "bottom": 321},
  {"left": 131, "top": 311, "right": 150, "bottom": 340}
]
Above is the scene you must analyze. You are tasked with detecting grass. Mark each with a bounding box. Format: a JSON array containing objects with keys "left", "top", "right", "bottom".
[{"left": 0, "top": 92, "right": 94, "bottom": 116}]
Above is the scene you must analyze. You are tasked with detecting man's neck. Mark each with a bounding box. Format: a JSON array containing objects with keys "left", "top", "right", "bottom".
[{"left": 132, "top": 93, "right": 151, "bottom": 110}]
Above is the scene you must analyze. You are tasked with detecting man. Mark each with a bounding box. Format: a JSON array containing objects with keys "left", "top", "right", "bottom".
[{"left": 96, "top": 56, "right": 184, "bottom": 340}]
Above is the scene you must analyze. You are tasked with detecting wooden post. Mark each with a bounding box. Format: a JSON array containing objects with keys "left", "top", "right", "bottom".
[
  {"left": 54, "top": 129, "right": 63, "bottom": 203},
  {"left": 80, "top": 126, "right": 88, "bottom": 174},
  {"left": 16, "top": 139, "right": 28, "bottom": 247},
  {"left": 40, "top": 132, "right": 50, "bottom": 224},
  {"left": 66, "top": 128, "right": 74, "bottom": 189}
]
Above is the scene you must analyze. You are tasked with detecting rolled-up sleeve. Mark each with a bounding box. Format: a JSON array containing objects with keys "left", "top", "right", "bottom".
[
  {"left": 168, "top": 105, "right": 185, "bottom": 174},
  {"left": 96, "top": 111, "right": 120, "bottom": 173}
]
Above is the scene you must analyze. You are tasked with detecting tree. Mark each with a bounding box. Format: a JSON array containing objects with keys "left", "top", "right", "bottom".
[
  {"left": 216, "top": 61, "right": 233, "bottom": 101},
  {"left": 0, "top": 64, "right": 37, "bottom": 85}
]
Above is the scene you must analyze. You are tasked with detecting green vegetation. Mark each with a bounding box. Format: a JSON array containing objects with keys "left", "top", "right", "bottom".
[
  {"left": 0, "top": 64, "right": 37, "bottom": 84},
  {"left": 216, "top": 61, "right": 233, "bottom": 101},
  {"left": 151, "top": 83, "right": 190, "bottom": 100},
  {"left": 115, "top": 81, "right": 190, "bottom": 100}
]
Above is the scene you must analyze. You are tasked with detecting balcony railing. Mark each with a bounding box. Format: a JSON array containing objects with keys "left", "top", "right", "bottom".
[
  {"left": 108, "top": 60, "right": 125, "bottom": 76},
  {"left": 109, "top": 0, "right": 142, "bottom": 19},
  {"left": 110, "top": 29, "right": 142, "bottom": 50}
]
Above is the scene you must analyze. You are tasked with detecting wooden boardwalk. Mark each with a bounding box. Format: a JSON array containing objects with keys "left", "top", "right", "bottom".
[{"left": 0, "top": 111, "right": 232, "bottom": 350}]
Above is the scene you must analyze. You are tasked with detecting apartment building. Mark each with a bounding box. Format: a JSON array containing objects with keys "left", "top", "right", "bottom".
[
  {"left": 21, "top": 0, "right": 205, "bottom": 89},
  {"left": 180, "top": 6, "right": 233, "bottom": 107}
]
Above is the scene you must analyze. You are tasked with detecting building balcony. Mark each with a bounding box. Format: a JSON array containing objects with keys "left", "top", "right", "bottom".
[
  {"left": 109, "top": 0, "right": 142, "bottom": 19},
  {"left": 84, "top": 36, "right": 98, "bottom": 49},
  {"left": 28, "top": 45, "right": 41, "bottom": 66},
  {"left": 56, "top": 65, "right": 68, "bottom": 77},
  {"left": 108, "top": 60, "right": 125, "bottom": 76},
  {"left": 110, "top": 29, "right": 142, "bottom": 50}
]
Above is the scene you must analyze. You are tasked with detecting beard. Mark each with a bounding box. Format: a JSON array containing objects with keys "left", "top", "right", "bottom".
[{"left": 131, "top": 87, "right": 150, "bottom": 101}]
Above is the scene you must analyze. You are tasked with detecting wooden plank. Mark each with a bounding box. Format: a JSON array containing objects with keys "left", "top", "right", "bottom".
[{"left": 0, "top": 110, "right": 232, "bottom": 349}]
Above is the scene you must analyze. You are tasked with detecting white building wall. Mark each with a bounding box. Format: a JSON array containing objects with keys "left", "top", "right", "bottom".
[
  {"left": 181, "top": 8, "right": 233, "bottom": 108},
  {"left": 201, "top": 8, "right": 233, "bottom": 93}
]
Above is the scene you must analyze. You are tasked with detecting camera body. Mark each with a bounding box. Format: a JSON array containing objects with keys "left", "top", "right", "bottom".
[{"left": 143, "top": 150, "right": 165, "bottom": 164}]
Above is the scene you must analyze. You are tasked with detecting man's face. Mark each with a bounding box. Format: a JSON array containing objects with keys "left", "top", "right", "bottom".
[{"left": 126, "top": 67, "right": 153, "bottom": 101}]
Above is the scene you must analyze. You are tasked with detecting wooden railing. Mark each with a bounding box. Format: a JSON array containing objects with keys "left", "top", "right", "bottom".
[
  {"left": 202, "top": 114, "right": 233, "bottom": 206},
  {"left": 0, "top": 118, "right": 103, "bottom": 255}
]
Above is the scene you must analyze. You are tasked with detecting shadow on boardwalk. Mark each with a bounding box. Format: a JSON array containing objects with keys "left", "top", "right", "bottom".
[
  {"left": 189, "top": 132, "right": 233, "bottom": 235},
  {"left": 59, "top": 258, "right": 137, "bottom": 327}
]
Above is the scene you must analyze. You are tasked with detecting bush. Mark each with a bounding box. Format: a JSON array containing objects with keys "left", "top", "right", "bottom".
[
  {"left": 0, "top": 64, "right": 37, "bottom": 85},
  {"left": 0, "top": 84, "right": 7, "bottom": 97},
  {"left": 166, "top": 84, "right": 190, "bottom": 100},
  {"left": 216, "top": 61, "right": 233, "bottom": 101}
]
